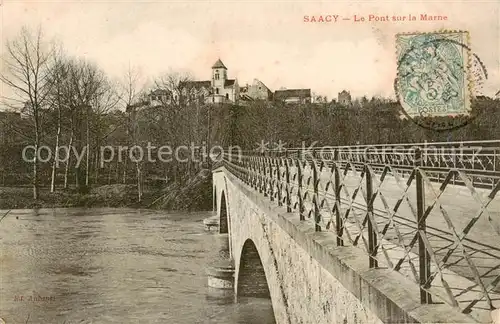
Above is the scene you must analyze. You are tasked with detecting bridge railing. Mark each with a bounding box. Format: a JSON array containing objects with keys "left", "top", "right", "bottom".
[
  {"left": 241, "top": 140, "right": 500, "bottom": 189},
  {"left": 222, "top": 140, "right": 500, "bottom": 320}
]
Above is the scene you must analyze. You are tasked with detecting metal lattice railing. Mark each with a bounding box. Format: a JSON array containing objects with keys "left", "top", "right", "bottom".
[{"left": 221, "top": 140, "right": 500, "bottom": 322}]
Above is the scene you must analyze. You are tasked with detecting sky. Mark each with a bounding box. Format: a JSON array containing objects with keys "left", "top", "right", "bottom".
[{"left": 1, "top": 0, "right": 499, "bottom": 101}]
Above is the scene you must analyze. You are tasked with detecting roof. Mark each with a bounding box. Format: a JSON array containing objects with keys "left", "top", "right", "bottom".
[
  {"left": 274, "top": 89, "right": 311, "bottom": 100},
  {"left": 224, "top": 79, "right": 236, "bottom": 87},
  {"left": 253, "top": 79, "right": 271, "bottom": 92},
  {"left": 339, "top": 90, "right": 350, "bottom": 95},
  {"left": 239, "top": 94, "right": 254, "bottom": 101},
  {"left": 181, "top": 80, "right": 211, "bottom": 89},
  {"left": 212, "top": 58, "right": 227, "bottom": 69}
]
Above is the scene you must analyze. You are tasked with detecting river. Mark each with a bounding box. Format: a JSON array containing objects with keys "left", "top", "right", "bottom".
[{"left": 0, "top": 208, "right": 275, "bottom": 324}]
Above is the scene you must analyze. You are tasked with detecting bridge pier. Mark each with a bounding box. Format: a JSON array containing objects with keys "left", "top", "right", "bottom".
[
  {"left": 206, "top": 233, "right": 235, "bottom": 290},
  {"left": 206, "top": 258, "right": 235, "bottom": 289},
  {"left": 203, "top": 215, "right": 219, "bottom": 231}
]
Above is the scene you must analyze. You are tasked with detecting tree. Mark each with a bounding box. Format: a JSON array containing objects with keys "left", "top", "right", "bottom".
[
  {"left": 119, "top": 64, "right": 147, "bottom": 185},
  {"left": 120, "top": 64, "right": 147, "bottom": 109},
  {"left": 46, "top": 47, "right": 69, "bottom": 192},
  {"left": 155, "top": 70, "right": 193, "bottom": 108},
  {"left": 312, "top": 92, "right": 328, "bottom": 104},
  {"left": 89, "top": 75, "right": 120, "bottom": 185},
  {"left": 0, "top": 26, "right": 54, "bottom": 199},
  {"left": 361, "top": 95, "right": 369, "bottom": 107},
  {"left": 153, "top": 71, "right": 194, "bottom": 183}
]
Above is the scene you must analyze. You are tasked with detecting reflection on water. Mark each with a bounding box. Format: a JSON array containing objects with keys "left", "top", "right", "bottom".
[{"left": 0, "top": 208, "right": 275, "bottom": 324}]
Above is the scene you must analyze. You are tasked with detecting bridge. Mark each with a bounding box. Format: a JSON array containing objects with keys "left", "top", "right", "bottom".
[{"left": 211, "top": 140, "right": 500, "bottom": 324}]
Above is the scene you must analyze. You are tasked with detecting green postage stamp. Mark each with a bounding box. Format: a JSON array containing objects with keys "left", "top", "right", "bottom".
[{"left": 395, "top": 31, "right": 472, "bottom": 118}]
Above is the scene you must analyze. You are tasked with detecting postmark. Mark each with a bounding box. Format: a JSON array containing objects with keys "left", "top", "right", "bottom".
[{"left": 394, "top": 31, "right": 487, "bottom": 131}]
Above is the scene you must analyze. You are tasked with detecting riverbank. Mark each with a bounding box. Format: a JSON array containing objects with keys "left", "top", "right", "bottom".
[
  {"left": 0, "top": 170, "right": 213, "bottom": 211},
  {"left": 0, "top": 185, "right": 151, "bottom": 209}
]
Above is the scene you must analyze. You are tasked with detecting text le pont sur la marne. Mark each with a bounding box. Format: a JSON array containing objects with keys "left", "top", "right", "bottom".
[{"left": 303, "top": 14, "right": 448, "bottom": 23}]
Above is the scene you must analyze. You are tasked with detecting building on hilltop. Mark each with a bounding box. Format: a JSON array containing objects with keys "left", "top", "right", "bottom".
[
  {"left": 177, "top": 58, "right": 240, "bottom": 104},
  {"left": 145, "top": 59, "right": 324, "bottom": 106},
  {"left": 338, "top": 90, "right": 352, "bottom": 106},
  {"left": 147, "top": 58, "right": 240, "bottom": 106},
  {"left": 180, "top": 80, "right": 212, "bottom": 105},
  {"left": 148, "top": 89, "right": 170, "bottom": 106},
  {"left": 274, "top": 88, "right": 312, "bottom": 104},
  {"left": 179, "top": 59, "right": 240, "bottom": 105},
  {"left": 209, "top": 59, "right": 239, "bottom": 104},
  {"left": 239, "top": 79, "right": 273, "bottom": 103}
]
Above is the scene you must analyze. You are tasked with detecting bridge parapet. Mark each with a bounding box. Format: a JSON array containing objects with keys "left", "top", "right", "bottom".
[{"left": 221, "top": 140, "right": 500, "bottom": 323}]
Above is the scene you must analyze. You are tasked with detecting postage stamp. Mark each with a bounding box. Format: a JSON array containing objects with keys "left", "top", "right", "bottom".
[{"left": 395, "top": 31, "right": 472, "bottom": 119}]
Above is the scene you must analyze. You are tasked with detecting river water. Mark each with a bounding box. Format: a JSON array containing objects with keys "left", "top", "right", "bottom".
[{"left": 0, "top": 208, "right": 275, "bottom": 324}]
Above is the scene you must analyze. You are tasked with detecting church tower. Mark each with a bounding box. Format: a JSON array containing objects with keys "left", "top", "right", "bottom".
[{"left": 211, "top": 58, "right": 227, "bottom": 92}]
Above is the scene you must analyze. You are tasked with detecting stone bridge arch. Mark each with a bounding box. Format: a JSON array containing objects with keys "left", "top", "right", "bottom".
[
  {"left": 236, "top": 239, "right": 272, "bottom": 299},
  {"left": 216, "top": 189, "right": 233, "bottom": 259},
  {"left": 219, "top": 191, "right": 228, "bottom": 234},
  {"left": 213, "top": 187, "right": 217, "bottom": 212}
]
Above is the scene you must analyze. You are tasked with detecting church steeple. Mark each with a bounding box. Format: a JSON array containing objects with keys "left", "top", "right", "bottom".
[
  {"left": 212, "top": 58, "right": 227, "bottom": 88},
  {"left": 212, "top": 58, "right": 227, "bottom": 69}
]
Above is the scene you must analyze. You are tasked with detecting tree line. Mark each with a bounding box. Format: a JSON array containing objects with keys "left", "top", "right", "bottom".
[{"left": 1, "top": 26, "right": 499, "bottom": 202}]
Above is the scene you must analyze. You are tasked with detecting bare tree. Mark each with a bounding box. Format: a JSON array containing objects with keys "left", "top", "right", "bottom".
[
  {"left": 47, "top": 47, "right": 69, "bottom": 192},
  {"left": 153, "top": 71, "right": 194, "bottom": 183},
  {"left": 0, "top": 27, "right": 54, "bottom": 199},
  {"left": 120, "top": 64, "right": 147, "bottom": 109},
  {"left": 155, "top": 70, "right": 193, "bottom": 108},
  {"left": 119, "top": 64, "right": 147, "bottom": 185},
  {"left": 90, "top": 77, "right": 121, "bottom": 185},
  {"left": 60, "top": 59, "right": 108, "bottom": 190}
]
